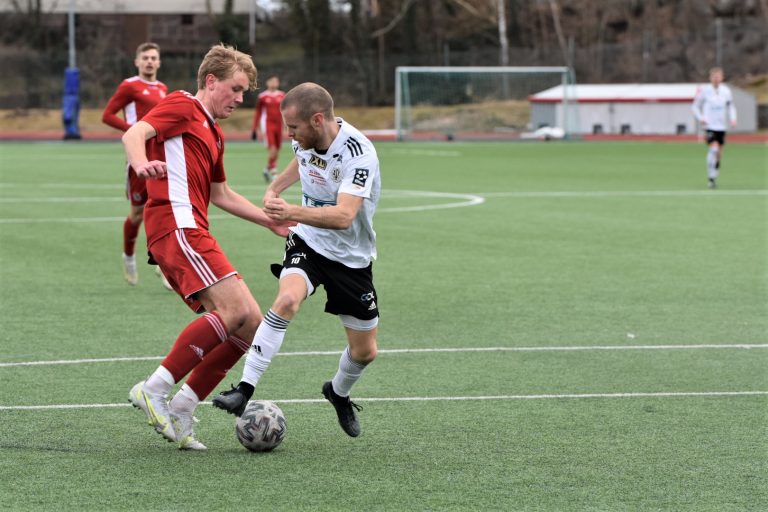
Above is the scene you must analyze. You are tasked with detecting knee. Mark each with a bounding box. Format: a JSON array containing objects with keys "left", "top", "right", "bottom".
[
  {"left": 129, "top": 209, "right": 144, "bottom": 224},
  {"left": 351, "top": 341, "right": 377, "bottom": 365},
  {"left": 218, "top": 303, "right": 255, "bottom": 334},
  {"left": 271, "top": 291, "right": 303, "bottom": 319}
]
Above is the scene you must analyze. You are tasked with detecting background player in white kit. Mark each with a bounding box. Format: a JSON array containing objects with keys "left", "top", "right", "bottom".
[
  {"left": 691, "top": 67, "right": 737, "bottom": 189},
  {"left": 213, "top": 82, "right": 381, "bottom": 438}
]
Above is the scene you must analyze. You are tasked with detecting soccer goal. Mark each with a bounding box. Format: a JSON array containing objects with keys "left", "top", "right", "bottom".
[{"left": 394, "top": 66, "right": 577, "bottom": 141}]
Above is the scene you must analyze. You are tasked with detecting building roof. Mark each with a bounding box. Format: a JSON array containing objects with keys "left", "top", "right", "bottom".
[{"left": 529, "top": 83, "right": 710, "bottom": 104}]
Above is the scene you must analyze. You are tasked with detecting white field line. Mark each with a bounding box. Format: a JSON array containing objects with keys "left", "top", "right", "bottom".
[
  {"left": 1, "top": 391, "right": 766, "bottom": 411},
  {"left": 0, "top": 189, "right": 484, "bottom": 223},
  {"left": 1, "top": 343, "right": 766, "bottom": 368},
  {"left": 479, "top": 190, "right": 768, "bottom": 198},
  {"left": 3, "top": 189, "right": 765, "bottom": 224}
]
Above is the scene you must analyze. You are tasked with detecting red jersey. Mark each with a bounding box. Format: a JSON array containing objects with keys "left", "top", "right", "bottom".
[
  {"left": 102, "top": 76, "right": 168, "bottom": 132},
  {"left": 252, "top": 89, "right": 286, "bottom": 132},
  {"left": 140, "top": 91, "right": 226, "bottom": 247}
]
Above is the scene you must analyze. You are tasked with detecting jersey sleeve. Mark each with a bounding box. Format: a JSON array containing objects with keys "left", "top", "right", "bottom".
[
  {"left": 252, "top": 96, "right": 264, "bottom": 132},
  {"left": 691, "top": 87, "right": 704, "bottom": 122},
  {"left": 102, "top": 82, "right": 132, "bottom": 132},
  {"left": 727, "top": 89, "right": 737, "bottom": 124},
  {"left": 339, "top": 152, "right": 379, "bottom": 199},
  {"left": 141, "top": 94, "right": 195, "bottom": 142}
]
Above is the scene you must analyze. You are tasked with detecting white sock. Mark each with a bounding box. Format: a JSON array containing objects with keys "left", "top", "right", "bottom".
[
  {"left": 241, "top": 310, "right": 290, "bottom": 387},
  {"left": 144, "top": 365, "right": 175, "bottom": 396},
  {"left": 169, "top": 384, "right": 199, "bottom": 414},
  {"left": 707, "top": 147, "right": 719, "bottom": 179},
  {"left": 331, "top": 347, "right": 368, "bottom": 397}
]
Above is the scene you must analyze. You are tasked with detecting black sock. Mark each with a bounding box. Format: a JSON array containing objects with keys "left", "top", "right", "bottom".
[{"left": 237, "top": 381, "right": 255, "bottom": 398}]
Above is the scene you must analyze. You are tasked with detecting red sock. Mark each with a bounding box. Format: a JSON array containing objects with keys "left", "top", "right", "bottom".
[
  {"left": 186, "top": 335, "right": 249, "bottom": 400},
  {"left": 123, "top": 218, "right": 141, "bottom": 256},
  {"left": 268, "top": 155, "right": 277, "bottom": 170},
  {"left": 161, "top": 312, "right": 228, "bottom": 382}
]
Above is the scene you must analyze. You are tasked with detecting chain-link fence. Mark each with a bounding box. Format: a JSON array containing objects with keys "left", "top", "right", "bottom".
[{"left": 1, "top": 15, "right": 765, "bottom": 110}]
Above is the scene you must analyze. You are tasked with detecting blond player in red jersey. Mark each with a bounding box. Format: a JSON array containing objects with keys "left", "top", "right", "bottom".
[
  {"left": 251, "top": 75, "right": 286, "bottom": 182},
  {"left": 102, "top": 42, "right": 172, "bottom": 289},
  {"left": 121, "top": 44, "right": 292, "bottom": 450}
]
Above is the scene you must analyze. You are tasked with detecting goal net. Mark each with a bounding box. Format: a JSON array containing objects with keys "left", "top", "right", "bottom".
[{"left": 394, "top": 66, "right": 577, "bottom": 141}]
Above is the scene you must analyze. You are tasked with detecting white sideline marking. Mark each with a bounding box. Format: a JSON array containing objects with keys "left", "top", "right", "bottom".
[
  {"left": 1, "top": 391, "right": 765, "bottom": 411},
  {"left": 1, "top": 344, "right": 766, "bottom": 368},
  {"left": 479, "top": 190, "right": 768, "bottom": 198}
]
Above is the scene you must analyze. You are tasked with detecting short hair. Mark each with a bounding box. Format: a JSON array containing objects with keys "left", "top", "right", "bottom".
[
  {"left": 196, "top": 44, "right": 258, "bottom": 91},
  {"left": 709, "top": 67, "right": 724, "bottom": 75},
  {"left": 136, "top": 42, "right": 160, "bottom": 56},
  {"left": 281, "top": 82, "right": 334, "bottom": 121}
]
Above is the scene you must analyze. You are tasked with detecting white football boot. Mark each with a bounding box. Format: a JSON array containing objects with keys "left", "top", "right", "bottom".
[
  {"left": 155, "top": 266, "right": 173, "bottom": 291},
  {"left": 140, "top": 385, "right": 176, "bottom": 443},
  {"left": 122, "top": 253, "right": 138, "bottom": 286},
  {"left": 170, "top": 404, "right": 207, "bottom": 451},
  {"left": 128, "top": 380, "right": 150, "bottom": 422}
]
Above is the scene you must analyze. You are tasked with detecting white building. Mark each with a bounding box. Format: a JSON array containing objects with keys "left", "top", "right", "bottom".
[{"left": 530, "top": 83, "right": 757, "bottom": 135}]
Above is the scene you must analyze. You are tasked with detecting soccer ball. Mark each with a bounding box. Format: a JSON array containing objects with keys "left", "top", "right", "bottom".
[{"left": 235, "top": 400, "right": 286, "bottom": 452}]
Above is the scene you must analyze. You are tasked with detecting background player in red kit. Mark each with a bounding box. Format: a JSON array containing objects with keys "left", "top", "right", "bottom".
[
  {"left": 251, "top": 75, "right": 286, "bottom": 182},
  {"left": 102, "top": 42, "right": 171, "bottom": 289},
  {"left": 121, "top": 44, "right": 291, "bottom": 450}
]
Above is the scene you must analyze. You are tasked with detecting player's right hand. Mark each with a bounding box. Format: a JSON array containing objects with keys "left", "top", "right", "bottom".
[{"left": 134, "top": 160, "right": 167, "bottom": 179}]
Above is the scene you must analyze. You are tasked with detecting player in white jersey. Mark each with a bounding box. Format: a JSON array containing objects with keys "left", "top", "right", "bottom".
[
  {"left": 691, "top": 67, "right": 737, "bottom": 189},
  {"left": 213, "top": 83, "right": 380, "bottom": 437}
]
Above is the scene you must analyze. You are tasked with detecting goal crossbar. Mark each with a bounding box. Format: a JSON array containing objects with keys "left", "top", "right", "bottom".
[{"left": 394, "top": 66, "right": 576, "bottom": 141}]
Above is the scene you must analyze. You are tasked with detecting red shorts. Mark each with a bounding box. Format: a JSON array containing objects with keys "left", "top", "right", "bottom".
[
  {"left": 125, "top": 165, "right": 148, "bottom": 206},
  {"left": 264, "top": 124, "right": 283, "bottom": 149},
  {"left": 148, "top": 228, "right": 238, "bottom": 312}
]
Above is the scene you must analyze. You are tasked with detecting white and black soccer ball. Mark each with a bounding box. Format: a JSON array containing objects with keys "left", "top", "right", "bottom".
[{"left": 235, "top": 400, "right": 286, "bottom": 452}]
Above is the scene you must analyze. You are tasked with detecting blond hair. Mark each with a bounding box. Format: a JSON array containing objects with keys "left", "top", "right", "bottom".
[
  {"left": 280, "top": 82, "right": 334, "bottom": 121},
  {"left": 136, "top": 42, "right": 160, "bottom": 56},
  {"left": 197, "top": 44, "right": 258, "bottom": 91}
]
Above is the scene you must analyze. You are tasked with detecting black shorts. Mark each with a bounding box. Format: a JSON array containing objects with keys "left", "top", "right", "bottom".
[
  {"left": 705, "top": 130, "right": 726, "bottom": 146},
  {"left": 276, "top": 232, "right": 379, "bottom": 321}
]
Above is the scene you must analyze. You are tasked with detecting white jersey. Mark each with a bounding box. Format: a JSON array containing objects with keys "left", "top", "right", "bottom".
[
  {"left": 291, "top": 118, "right": 380, "bottom": 269},
  {"left": 691, "top": 84, "right": 737, "bottom": 132}
]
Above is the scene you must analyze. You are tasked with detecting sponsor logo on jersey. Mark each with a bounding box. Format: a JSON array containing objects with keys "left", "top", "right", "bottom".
[
  {"left": 353, "top": 168, "right": 369, "bottom": 187},
  {"left": 307, "top": 169, "right": 326, "bottom": 185},
  {"left": 309, "top": 154, "right": 327, "bottom": 170}
]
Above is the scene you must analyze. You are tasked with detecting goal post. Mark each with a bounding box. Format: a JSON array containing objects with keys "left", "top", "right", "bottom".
[{"left": 394, "top": 66, "right": 577, "bottom": 141}]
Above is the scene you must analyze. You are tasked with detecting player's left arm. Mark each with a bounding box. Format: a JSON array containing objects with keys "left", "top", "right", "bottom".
[
  {"left": 211, "top": 181, "right": 292, "bottom": 236},
  {"left": 727, "top": 91, "right": 737, "bottom": 128}
]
